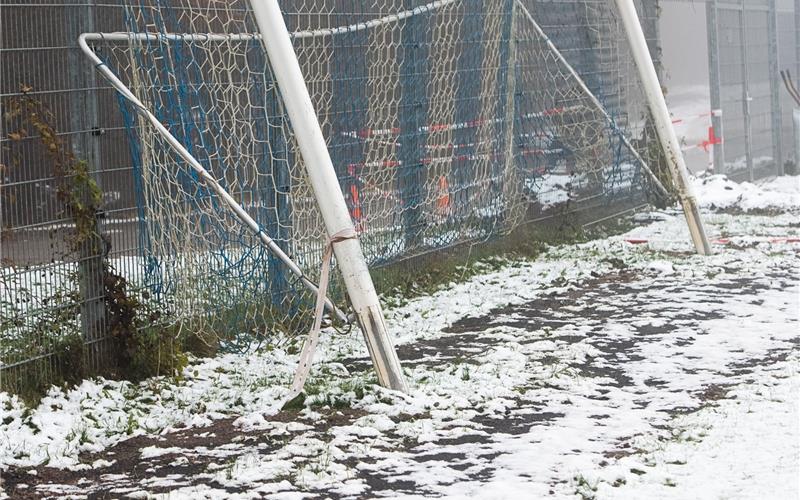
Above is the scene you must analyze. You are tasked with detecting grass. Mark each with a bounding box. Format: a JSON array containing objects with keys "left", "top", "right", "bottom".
[
  {"left": 282, "top": 365, "right": 378, "bottom": 412},
  {"left": 371, "top": 201, "right": 642, "bottom": 306},
  {"left": 574, "top": 473, "right": 600, "bottom": 499}
]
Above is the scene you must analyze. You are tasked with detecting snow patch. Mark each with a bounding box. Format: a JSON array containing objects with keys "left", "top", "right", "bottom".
[{"left": 693, "top": 174, "right": 800, "bottom": 211}]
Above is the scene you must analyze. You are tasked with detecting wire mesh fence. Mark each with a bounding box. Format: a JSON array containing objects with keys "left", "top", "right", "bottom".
[
  {"left": 0, "top": 0, "right": 664, "bottom": 395},
  {"left": 707, "top": 0, "right": 799, "bottom": 180}
]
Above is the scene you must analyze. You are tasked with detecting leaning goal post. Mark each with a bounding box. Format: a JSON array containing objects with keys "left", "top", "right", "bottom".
[
  {"left": 247, "top": 0, "right": 408, "bottom": 393},
  {"left": 615, "top": 0, "right": 711, "bottom": 254}
]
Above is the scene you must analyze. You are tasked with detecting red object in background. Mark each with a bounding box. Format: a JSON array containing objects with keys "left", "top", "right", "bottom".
[
  {"left": 347, "top": 164, "right": 365, "bottom": 232},
  {"left": 699, "top": 126, "right": 722, "bottom": 152}
]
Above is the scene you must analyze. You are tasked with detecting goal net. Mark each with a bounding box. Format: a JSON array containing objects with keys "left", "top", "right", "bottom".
[{"left": 86, "top": 0, "right": 666, "bottom": 345}]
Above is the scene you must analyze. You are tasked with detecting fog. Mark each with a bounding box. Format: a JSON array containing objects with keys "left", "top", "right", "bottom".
[
  {"left": 660, "top": 1, "right": 710, "bottom": 89},
  {"left": 660, "top": 2, "right": 713, "bottom": 172}
]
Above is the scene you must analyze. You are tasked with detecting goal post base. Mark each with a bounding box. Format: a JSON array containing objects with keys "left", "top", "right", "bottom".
[{"left": 357, "top": 304, "right": 409, "bottom": 392}]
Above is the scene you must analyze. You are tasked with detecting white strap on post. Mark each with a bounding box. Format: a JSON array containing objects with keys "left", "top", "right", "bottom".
[{"left": 287, "top": 229, "right": 357, "bottom": 400}]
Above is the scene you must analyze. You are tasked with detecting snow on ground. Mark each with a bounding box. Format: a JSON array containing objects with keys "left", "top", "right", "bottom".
[
  {"left": 1, "top": 177, "right": 799, "bottom": 499},
  {"left": 599, "top": 369, "right": 799, "bottom": 500},
  {"left": 693, "top": 174, "right": 800, "bottom": 212}
]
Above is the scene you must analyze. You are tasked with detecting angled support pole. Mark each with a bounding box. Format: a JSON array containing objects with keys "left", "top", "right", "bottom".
[
  {"left": 614, "top": 0, "right": 712, "bottom": 255},
  {"left": 248, "top": 0, "right": 408, "bottom": 392}
]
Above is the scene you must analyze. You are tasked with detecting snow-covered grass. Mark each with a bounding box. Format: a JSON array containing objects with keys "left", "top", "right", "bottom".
[
  {"left": 1, "top": 175, "right": 798, "bottom": 499},
  {"left": 598, "top": 368, "right": 799, "bottom": 499}
]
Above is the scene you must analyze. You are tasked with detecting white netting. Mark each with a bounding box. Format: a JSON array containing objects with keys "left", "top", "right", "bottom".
[{"left": 90, "top": 0, "right": 667, "bottom": 344}]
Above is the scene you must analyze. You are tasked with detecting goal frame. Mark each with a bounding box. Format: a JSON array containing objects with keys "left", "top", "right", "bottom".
[{"left": 76, "top": 0, "right": 712, "bottom": 395}]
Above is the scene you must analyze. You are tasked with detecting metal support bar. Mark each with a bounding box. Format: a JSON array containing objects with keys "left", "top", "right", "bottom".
[
  {"left": 706, "top": 0, "right": 726, "bottom": 173},
  {"left": 767, "top": 0, "right": 783, "bottom": 175},
  {"left": 75, "top": 0, "right": 455, "bottom": 45},
  {"left": 615, "top": 0, "right": 712, "bottom": 255}
]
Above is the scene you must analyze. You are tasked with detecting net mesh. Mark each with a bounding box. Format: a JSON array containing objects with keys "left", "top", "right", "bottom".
[{"left": 93, "top": 0, "right": 664, "bottom": 346}]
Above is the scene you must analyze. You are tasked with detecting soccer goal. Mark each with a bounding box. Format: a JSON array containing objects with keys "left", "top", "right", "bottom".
[{"left": 78, "top": 0, "right": 708, "bottom": 393}]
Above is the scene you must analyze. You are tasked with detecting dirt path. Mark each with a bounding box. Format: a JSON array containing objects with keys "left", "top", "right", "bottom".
[{"left": 3, "top": 258, "right": 797, "bottom": 499}]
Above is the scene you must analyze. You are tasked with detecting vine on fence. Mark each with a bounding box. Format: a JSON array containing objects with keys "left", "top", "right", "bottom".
[{"left": 2, "top": 89, "right": 185, "bottom": 400}]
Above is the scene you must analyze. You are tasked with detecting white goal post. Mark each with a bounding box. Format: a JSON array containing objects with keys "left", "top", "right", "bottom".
[
  {"left": 615, "top": 0, "right": 712, "bottom": 254},
  {"left": 247, "top": 0, "right": 408, "bottom": 392}
]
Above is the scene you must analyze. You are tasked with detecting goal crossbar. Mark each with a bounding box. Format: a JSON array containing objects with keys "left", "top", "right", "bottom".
[{"left": 81, "top": 0, "right": 455, "bottom": 46}]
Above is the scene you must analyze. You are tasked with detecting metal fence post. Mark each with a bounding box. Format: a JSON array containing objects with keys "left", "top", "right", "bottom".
[
  {"left": 796, "top": 0, "right": 800, "bottom": 170},
  {"left": 738, "top": 0, "right": 755, "bottom": 181},
  {"left": 397, "top": 0, "right": 429, "bottom": 250},
  {"left": 639, "top": 0, "right": 663, "bottom": 80},
  {"left": 68, "top": 1, "right": 107, "bottom": 372},
  {"left": 707, "top": 0, "right": 726, "bottom": 173},
  {"left": 767, "top": 0, "right": 784, "bottom": 175},
  {"left": 796, "top": 0, "right": 800, "bottom": 77},
  {"left": 794, "top": 109, "right": 800, "bottom": 168},
  {"left": 502, "top": 0, "right": 521, "bottom": 225}
]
